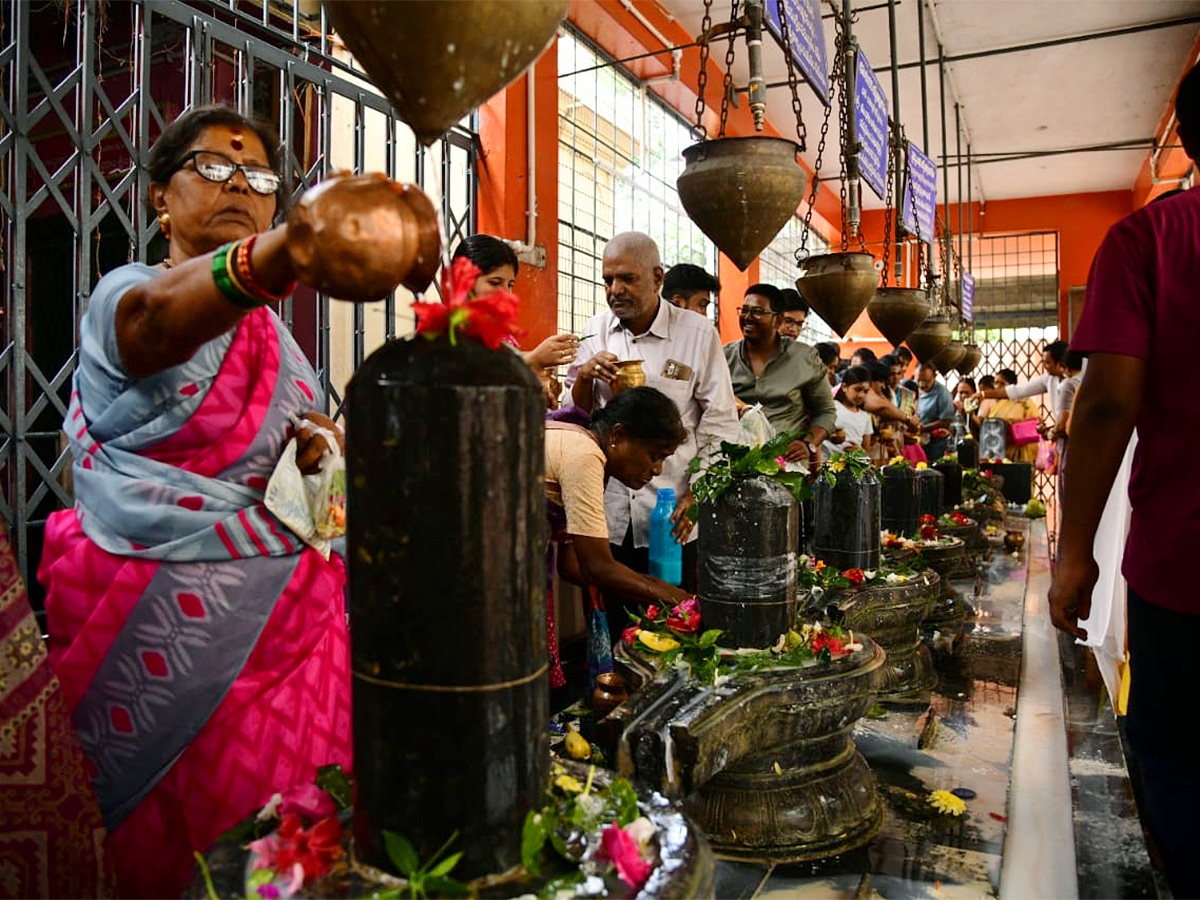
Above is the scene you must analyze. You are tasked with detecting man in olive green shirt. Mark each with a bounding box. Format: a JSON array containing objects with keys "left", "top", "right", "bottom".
[{"left": 723, "top": 283, "right": 837, "bottom": 463}]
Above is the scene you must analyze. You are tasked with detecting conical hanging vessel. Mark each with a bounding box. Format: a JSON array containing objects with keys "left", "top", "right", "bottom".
[
  {"left": 324, "top": 1, "right": 567, "bottom": 145},
  {"left": 795, "top": 252, "right": 878, "bottom": 337},
  {"left": 932, "top": 339, "right": 967, "bottom": 375},
  {"left": 867, "top": 287, "right": 931, "bottom": 347},
  {"left": 677, "top": 137, "right": 808, "bottom": 271},
  {"left": 956, "top": 343, "right": 983, "bottom": 376},
  {"left": 904, "top": 314, "right": 952, "bottom": 363}
]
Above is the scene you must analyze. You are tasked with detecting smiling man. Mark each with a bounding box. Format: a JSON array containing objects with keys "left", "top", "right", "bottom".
[
  {"left": 567, "top": 232, "right": 739, "bottom": 615},
  {"left": 722, "top": 283, "right": 835, "bottom": 464}
]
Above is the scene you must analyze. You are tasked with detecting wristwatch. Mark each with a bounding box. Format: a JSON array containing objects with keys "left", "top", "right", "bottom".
[{"left": 805, "top": 441, "right": 819, "bottom": 458}]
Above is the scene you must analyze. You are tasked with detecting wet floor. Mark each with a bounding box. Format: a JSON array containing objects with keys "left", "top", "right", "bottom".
[{"left": 712, "top": 520, "right": 1158, "bottom": 899}]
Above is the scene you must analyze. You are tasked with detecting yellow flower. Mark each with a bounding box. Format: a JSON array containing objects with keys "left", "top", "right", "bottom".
[
  {"left": 928, "top": 789, "right": 967, "bottom": 816},
  {"left": 916, "top": 461, "right": 928, "bottom": 470},
  {"left": 830, "top": 458, "right": 847, "bottom": 472},
  {"left": 554, "top": 773, "right": 585, "bottom": 793},
  {"left": 638, "top": 631, "right": 680, "bottom": 653},
  {"left": 564, "top": 730, "right": 591, "bottom": 760}
]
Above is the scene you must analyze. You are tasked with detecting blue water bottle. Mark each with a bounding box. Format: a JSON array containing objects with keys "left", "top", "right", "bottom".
[{"left": 649, "top": 488, "right": 683, "bottom": 585}]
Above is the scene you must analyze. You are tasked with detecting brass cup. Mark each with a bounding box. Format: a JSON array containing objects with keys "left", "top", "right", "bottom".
[{"left": 612, "top": 360, "right": 646, "bottom": 394}]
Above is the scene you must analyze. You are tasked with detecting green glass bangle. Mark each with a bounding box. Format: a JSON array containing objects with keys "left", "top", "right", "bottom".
[{"left": 211, "top": 241, "right": 261, "bottom": 310}]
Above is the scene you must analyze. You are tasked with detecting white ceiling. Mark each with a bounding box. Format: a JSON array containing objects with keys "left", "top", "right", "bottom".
[{"left": 654, "top": 0, "right": 1200, "bottom": 207}]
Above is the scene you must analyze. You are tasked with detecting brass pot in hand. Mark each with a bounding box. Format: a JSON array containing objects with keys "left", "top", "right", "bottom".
[
  {"left": 286, "top": 173, "right": 441, "bottom": 300},
  {"left": 612, "top": 360, "right": 646, "bottom": 394}
]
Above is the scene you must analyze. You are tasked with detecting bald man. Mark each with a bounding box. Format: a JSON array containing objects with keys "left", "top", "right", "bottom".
[{"left": 567, "top": 232, "right": 739, "bottom": 627}]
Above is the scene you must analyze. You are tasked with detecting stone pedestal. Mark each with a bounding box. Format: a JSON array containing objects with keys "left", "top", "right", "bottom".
[
  {"left": 933, "top": 458, "right": 963, "bottom": 507},
  {"left": 914, "top": 467, "right": 945, "bottom": 520},
  {"left": 610, "top": 639, "right": 885, "bottom": 862},
  {"left": 830, "top": 572, "right": 939, "bottom": 700},
  {"left": 880, "top": 466, "right": 918, "bottom": 536},
  {"left": 699, "top": 476, "right": 799, "bottom": 648},
  {"left": 346, "top": 338, "right": 547, "bottom": 878}
]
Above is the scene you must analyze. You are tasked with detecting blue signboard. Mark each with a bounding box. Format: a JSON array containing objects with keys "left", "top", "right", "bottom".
[
  {"left": 853, "top": 49, "right": 889, "bottom": 200},
  {"left": 962, "top": 272, "right": 975, "bottom": 322},
  {"left": 764, "top": 0, "right": 831, "bottom": 107},
  {"left": 901, "top": 142, "right": 937, "bottom": 245}
]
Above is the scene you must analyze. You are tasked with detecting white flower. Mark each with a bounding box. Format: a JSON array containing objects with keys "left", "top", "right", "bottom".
[
  {"left": 256, "top": 792, "right": 283, "bottom": 822},
  {"left": 771, "top": 633, "right": 788, "bottom": 654},
  {"left": 625, "top": 816, "right": 657, "bottom": 849},
  {"left": 885, "top": 572, "right": 904, "bottom": 583},
  {"left": 863, "top": 570, "right": 877, "bottom": 580}
]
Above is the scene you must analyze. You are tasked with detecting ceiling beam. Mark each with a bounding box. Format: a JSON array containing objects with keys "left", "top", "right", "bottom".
[{"left": 875, "top": 13, "right": 1200, "bottom": 74}]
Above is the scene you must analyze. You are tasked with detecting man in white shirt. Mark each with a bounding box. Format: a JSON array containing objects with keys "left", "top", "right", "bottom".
[
  {"left": 976, "top": 339, "right": 1069, "bottom": 420},
  {"left": 566, "top": 232, "right": 740, "bottom": 604}
]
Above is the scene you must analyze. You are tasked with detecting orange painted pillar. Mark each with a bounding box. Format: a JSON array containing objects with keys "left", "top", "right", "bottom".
[
  {"left": 717, "top": 256, "right": 758, "bottom": 345},
  {"left": 477, "top": 47, "right": 561, "bottom": 349}
]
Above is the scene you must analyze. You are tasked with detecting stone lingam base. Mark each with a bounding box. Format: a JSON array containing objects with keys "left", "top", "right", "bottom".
[
  {"left": 606, "top": 637, "right": 885, "bottom": 864},
  {"left": 937, "top": 517, "right": 989, "bottom": 554},
  {"left": 918, "top": 535, "right": 975, "bottom": 582},
  {"left": 814, "top": 571, "right": 940, "bottom": 702},
  {"left": 186, "top": 760, "right": 714, "bottom": 900}
]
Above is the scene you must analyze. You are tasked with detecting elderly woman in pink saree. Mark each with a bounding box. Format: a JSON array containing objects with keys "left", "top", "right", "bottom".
[{"left": 37, "top": 105, "right": 399, "bottom": 897}]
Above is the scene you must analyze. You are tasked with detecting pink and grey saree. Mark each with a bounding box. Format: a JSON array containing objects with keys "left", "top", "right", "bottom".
[{"left": 40, "top": 264, "right": 351, "bottom": 897}]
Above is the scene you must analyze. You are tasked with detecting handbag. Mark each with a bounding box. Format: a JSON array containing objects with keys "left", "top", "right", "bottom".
[{"left": 1009, "top": 418, "right": 1041, "bottom": 446}]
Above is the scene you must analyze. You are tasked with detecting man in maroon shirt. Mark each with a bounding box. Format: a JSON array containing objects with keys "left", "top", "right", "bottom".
[{"left": 1049, "top": 62, "right": 1200, "bottom": 897}]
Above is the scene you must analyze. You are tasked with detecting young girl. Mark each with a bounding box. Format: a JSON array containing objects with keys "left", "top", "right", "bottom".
[{"left": 822, "top": 365, "right": 875, "bottom": 457}]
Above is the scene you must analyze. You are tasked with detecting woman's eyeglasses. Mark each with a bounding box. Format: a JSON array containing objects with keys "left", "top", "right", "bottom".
[
  {"left": 736, "top": 305, "right": 774, "bottom": 319},
  {"left": 173, "top": 150, "right": 281, "bottom": 196}
]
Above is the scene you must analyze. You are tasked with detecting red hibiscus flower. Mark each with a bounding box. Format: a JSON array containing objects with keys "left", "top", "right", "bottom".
[
  {"left": 921, "top": 524, "right": 937, "bottom": 540},
  {"left": 920, "top": 514, "right": 937, "bottom": 525},
  {"left": 811, "top": 632, "right": 846, "bottom": 657},
  {"left": 666, "top": 598, "right": 701, "bottom": 633},
  {"left": 599, "top": 822, "right": 653, "bottom": 890},
  {"left": 644, "top": 604, "right": 661, "bottom": 621},
  {"left": 251, "top": 813, "right": 343, "bottom": 881},
  {"left": 413, "top": 257, "right": 524, "bottom": 349},
  {"left": 460, "top": 290, "right": 524, "bottom": 350},
  {"left": 842, "top": 568, "right": 865, "bottom": 585},
  {"left": 951, "top": 512, "right": 969, "bottom": 525},
  {"left": 622, "top": 626, "right": 640, "bottom": 645}
]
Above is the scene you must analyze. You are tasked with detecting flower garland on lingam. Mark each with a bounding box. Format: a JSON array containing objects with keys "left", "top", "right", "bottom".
[
  {"left": 883, "top": 514, "right": 965, "bottom": 551},
  {"left": 620, "top": 597, "right": 865, "bottom": 686}
]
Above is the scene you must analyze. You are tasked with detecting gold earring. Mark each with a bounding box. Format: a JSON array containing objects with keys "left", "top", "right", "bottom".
[{"left": 157, "top": 212, "right": 171, "bottom": 240}]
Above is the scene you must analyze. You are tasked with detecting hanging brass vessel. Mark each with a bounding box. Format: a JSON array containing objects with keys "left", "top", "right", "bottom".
[
  {"left": 905, "top": 314, "right": 952, "bottom": 363},
  {"left": 794, "top": 252, "right": 879, "bottom": 337},
  {"left": 324, "top": 1, "right": 567, "bottom": 145},
  {"left": 677, "top": 137, "right": 808, "bottom": 271},
  {"left": 932, "top": 339, "right": 967, "bottom": 375},
  {"left": 866, "top": 288, "right": 931, "bottom": 347},
  {"left": 956, "top": 343, "right": 983, "bottom": 376}
]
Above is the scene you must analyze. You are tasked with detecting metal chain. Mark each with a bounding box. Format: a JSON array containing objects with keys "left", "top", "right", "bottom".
[
  {"left": 832, "top": 10, "right": 850, "bottom": 251},
  {"left": 936, "top": 216, "right": 949, "bottom": 310},
  {"left": 718, "top": 0, "right": 740, "bottom": 138},
  {"left": 776, "top": 0, "right": 807, "bottom": 152},
  {"left": 692, "top": 0, "right": 713, "bottom": 140},
  {"left": 798, "top": 11, "right": 842, "bottom": 261},
  {"left": 881, "top": 128, "right": 895, "bottom": 285}
]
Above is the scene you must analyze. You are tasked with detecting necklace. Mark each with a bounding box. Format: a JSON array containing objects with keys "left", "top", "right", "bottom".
[{"left": 159, "top": 257, "right": 174, "bottom": 270}]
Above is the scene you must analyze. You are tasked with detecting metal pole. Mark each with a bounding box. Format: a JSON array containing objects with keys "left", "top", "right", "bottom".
[
  {"left": 939, "top": 45, "right": 951, "bottom": 304},
  {"left": 888, "top": 0, "right": 903, "bottom": 280},
  {"left": 843, "top": 0, "right": 861, "bottom": 239},
  {"left": 918, "top": 0, "right": 929, "bottom": 152},
  {"left": 746, "top": 0, "right": 767, "bottom": 130},
  {"left": 967, "top": 142, "right": 973, "bottom": 274},
  {"left": 955, "top": 101, "right": 963, "bottom": 284}
]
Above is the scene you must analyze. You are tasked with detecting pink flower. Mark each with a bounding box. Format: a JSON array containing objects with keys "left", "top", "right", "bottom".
[
  {"left": 775, "top": 456, "right": 787, "bottom": 467},
  {"left": 644, "top": 604, "right": 661, "bottom": 621},
  {"left": 599, "top": 821, "right": 653, "bottom": 890},
  {"left": 666, "top": 597, "right": 701, "bottom": 633},
  {"left": 279, "top": 783, "right": 338, "bottom": 822},
  {"left": 622, "top": 626, "right": 640, "bottom": 645}
]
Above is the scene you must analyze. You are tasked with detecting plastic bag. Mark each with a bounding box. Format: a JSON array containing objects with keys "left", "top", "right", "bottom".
[
  {"left": 738, "top": 403, "right": 776, "bottom": 448},
  {"left": 264, "top": 415, "right": 346, "bottom": 558},
  {"left": 1035, "top": 439, "right": 1058, "bottom": 473}
]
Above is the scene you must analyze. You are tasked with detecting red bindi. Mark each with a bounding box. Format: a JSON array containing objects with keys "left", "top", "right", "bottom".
[{"left": 229, "top": 129, "right": 244, "bottom": 151}]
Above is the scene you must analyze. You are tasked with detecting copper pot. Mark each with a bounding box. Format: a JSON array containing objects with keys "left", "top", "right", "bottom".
[
  {"left": 286, "top": 173, "right": 441, "bottom": 299},
  {"left": 931, "top": 339, "right": 967, "bottom": 376},
  {"left": 867, "top": 287, "right": 931, "bottom": 347},
  {"left": 905, "top": 314, "right": 953, "bottom": 363},
  {"left": 1003, "top": 530, "right": 1026, "bottom": 552},
  {"left": 795, "top": 252, "right": 879, "bottom": 337},
  {"left": 593, "top": 672, "right": 630, "bottom": 717},
  {"left": 612, "top": 360, "right": 646, "bottom": 394}
]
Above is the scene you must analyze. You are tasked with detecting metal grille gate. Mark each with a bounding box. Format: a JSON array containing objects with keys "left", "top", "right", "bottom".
[
  {"left": 951, "top": 231, "right": 1060, "bottom": 528},
  {"left": 0, "top": 0, "right": 478, "bottom": 586}
]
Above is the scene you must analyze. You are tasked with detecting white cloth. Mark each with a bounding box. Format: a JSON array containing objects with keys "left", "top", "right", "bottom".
[
  {"left": 566, "top": 300, "right": 740, "bottom": 547},
  {"left": 1077, "top": 434, "right": 1136, "bottom": 712},
  {"left": 1004, "top": 373, "right": 1064, "bottom": 417}
]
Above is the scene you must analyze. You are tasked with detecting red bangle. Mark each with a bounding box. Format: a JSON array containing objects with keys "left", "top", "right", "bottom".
[{"left": 234, "top": 234, "right": 297, "bottom": 304}]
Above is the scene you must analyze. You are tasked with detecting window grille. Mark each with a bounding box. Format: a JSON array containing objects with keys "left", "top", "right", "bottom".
[{"left": 557, "top": 29, "right": 719, "bottom": 335}]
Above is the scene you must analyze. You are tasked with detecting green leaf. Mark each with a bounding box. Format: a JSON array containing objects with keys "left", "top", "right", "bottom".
[
  {"left": 608, "top": 777, "right": 641, "bottom": 827},
  {"left": 423, "top": 875, "right": 470, "bottom": 898},
  {"left": 428, "top": 851, "right": 462, "bottom": 877},
  {"left": 685, "top": 455, "right": 702, "bottom": 474},
  {"left": 369, "top": 890, "right": 404, "bottom": 900},
  {"left": 521, "top": 810, "right": 548, "bottom": 875},
  {"left": 686, "top": 502, "right": 699, "bottom": 523},
  {"left": 698, "top": 629, "right": 723, "bottom": 648},
  {"left": 315, "top": 764, "right": 354, "bottom": 811},
  {"left": 383, "top": 830, "right": 419, "bottom": 877},
  {"left": 753, "top": 457, "right": 781, "bottom": 476}
]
